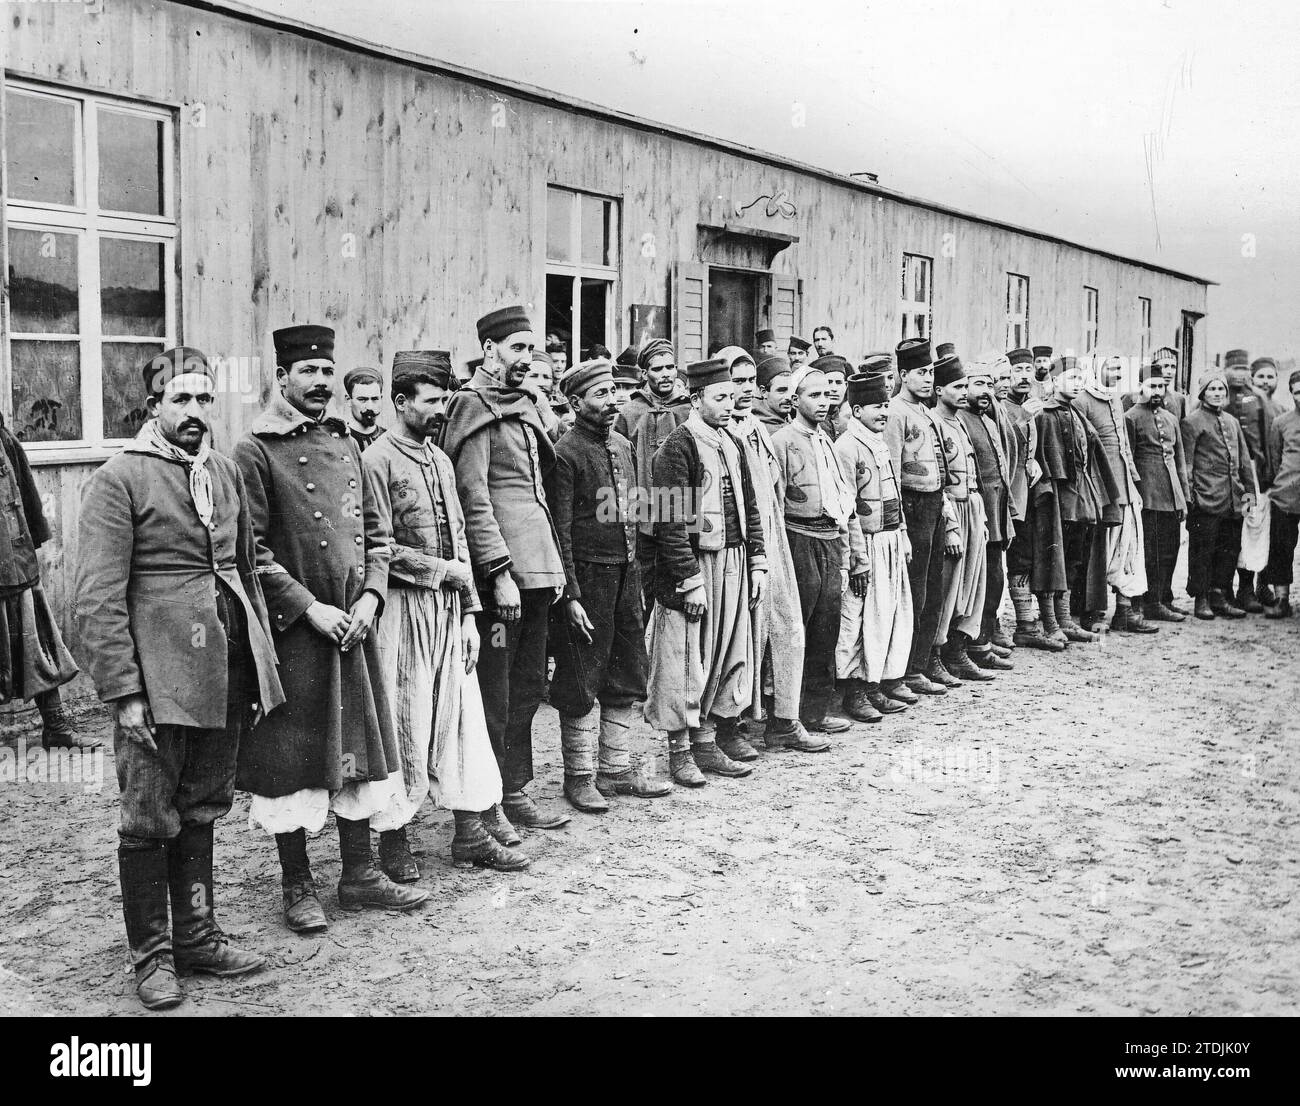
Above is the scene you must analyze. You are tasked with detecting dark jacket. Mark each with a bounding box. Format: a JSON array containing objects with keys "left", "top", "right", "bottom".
[
  {"left": 958, "top": 407, "right": 1013, "bottom": 545},
  {"left": 546, "top": 420, "right": 637, "bottom": 597},
  {"left": 1125, "top": 401, "right": 1189, "bottom": 513},
  {"left": 232, "top": 393, "right": 396, "bottom": 796},
  {"left": 1182, "top": 407, "right": 1255, "bottom": 517},
  {"left": 650, "top": 423, "right": 765, "bottom": 610},
  {"left": 75, "top": 448, "right": 285, "bottom": 729},
  {"left": 1227, "top": 388, "right": 1276, "bottom": 489},
  {"left": 614, "top": 389, "right": 691, "bottom": 539},
  {"left": 0, "top": 419, "right": 49, "bottom": 594}
]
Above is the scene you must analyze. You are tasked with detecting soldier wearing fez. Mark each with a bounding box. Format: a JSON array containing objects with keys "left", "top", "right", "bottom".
[
  {"left": 76, "top": 347, "right": 285, "bottom": 1009},
  {"left": 440, "top": 306, "right": 571, "bottom": 831},
  {"left": 546, "top": 360, "right": 670, "bottom": 811},
  {"left": 235, "top": 325, "right": 429, "bottom": 935}
]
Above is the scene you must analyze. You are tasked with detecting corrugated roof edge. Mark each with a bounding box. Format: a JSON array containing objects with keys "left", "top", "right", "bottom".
[{"left": 186, "top": 0, "right": 1216, "bottom": 288}]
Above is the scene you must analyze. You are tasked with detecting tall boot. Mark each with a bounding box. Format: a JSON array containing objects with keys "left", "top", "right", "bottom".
[
  {"left": 1035, "top": 592, "right": 1069, "bottom": 648},
  {"left": 36, "top": 688, "right": 100, "bottom": 750},
  {"left": 1054, "top": 593, "right": 1098, "bottom": 642},
  {"left": 450, "top": 810, "right": 530, "bottom": 871},
  {"left": 275, "top": 829, "right": 327, "bottom": 934},
  {"left": 336, "top": 817, "right": 430, "bottom": 912},
  {"left": 560, "top": 706, "right": 609, "bottom": 813},
  {"left": 169, "top": 822, "right": 265, "bottom": 977},
  {"left": 118, "top": 837, "right": 182, "bottom": 1010},
  {"left": 1011, "top": 581, "right": 1062, "bottom": 651},
  {"left": 668, "top": 729, "right": 706, "bottom": 787}
]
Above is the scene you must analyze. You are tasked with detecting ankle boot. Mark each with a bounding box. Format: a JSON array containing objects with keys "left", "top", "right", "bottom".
[
  {"left": 691, "top": 740, "right": 752, "bottom": 777},
  {"left": 866, "top": 683, "right": 907, "bottom": 714},
  {"left": 1236, "top": 582, "right": 1264, "bottom": 613},
  {"left": 1209, "top": 588, "right": 1245, "bottom": 618},
  {"left": 275, "top": 829, "right": 327, "bottom": 934},
  {"left": 841, "top": 679, "right": 882, "bottom": 722},
  {"left": 336, "top": 817, "right": 430, "bottom": 912},
  {"left": 1035, "top": 593, "right": 1070, "bottom": 647},
  {"left": 1111, "top": 605, "right": 1158, "bottom": 634},
  {"left": 1054, "top": 594, "right": 1098, "bottom": 642},
  {"left": 377, "top": 826, "right": 421, "bottom": 883},
  {"left": 1265, "top": 586, "right": 1292, "bottom": 619},
  {"left": 943, "top": 636, "right": 994, "bottom": 681},
  {"left": 36, "top": 689, "right": 100, "bottom": 750},
  {"left": 503, "top": 790, "right": 572, "bottom": 830},
  {"left": 1194, "top": 596, "right": 1216, "bottom": 620},
  {"left": 927, "top": 647, "right": 963, "bottom": 688},
  {"left": 564, "top": 774, "right": 611, "bottom": 813},
  {"left": 119, "top": 838, "right": 182, "bottom": 1010},
  {"left": 169, "top": 823, "right": 265, "bottom": 977},
  {"left": 970, "top": 644, "right": 1014, "bottom": 670},
  {"left": 451, "top": 811, "right": 530, "bottom": 871},
  {"left": 668, "top": 731, "right": 707, "bottom": 787},
  {"left": 881, "top": 678, "right": 918, "bottom": 705},
  {"left": 1144, "top": 599, "right": 1185, "bottom": 623},
  {"left": 597, "top": 764, "right": 673, "bottom": 798},
  {"left": 480, "top": 803, "right": 523, "bottom": 846},
  {"left": 715, "top": 715, "right": 761, "bottom": 760}
]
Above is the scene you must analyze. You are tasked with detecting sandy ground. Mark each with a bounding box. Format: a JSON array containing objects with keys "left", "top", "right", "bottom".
[{"left": 2, "top": 593, "right": 1297, "bottom": 1018}]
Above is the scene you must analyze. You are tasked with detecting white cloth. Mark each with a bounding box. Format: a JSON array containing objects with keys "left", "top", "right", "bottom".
[
  {"left": 836, "top": 528, "right": 914, "bottom": 682},
  {"left": 247, "top": 776, "right": 402, "bottom": 836},
  {"left": 123, "top": 416, "right": 214, "bottom": 529},
  {"left": 936, "top": 494, "right": 988, "bottom": 645}
]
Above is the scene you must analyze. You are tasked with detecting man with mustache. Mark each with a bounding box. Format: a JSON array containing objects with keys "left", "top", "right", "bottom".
[
  {"left": 788, "top": 336, "right": 813, "bottom": 368},
  {"left": 813, "top": 326, "right": 836, "bottom": 358},
  {"left": 77, "top": 347, "right": 285, "bottom": 1007},
  {"left": 753, "top": 354, "right": 796, "bottom": 436},
  {"left": 756, "top": 329, "right": 779, "bottom": 357},
  {"left": 1252, "top": 356, "right": 1291, "bottom": 417},
  {"left": 1124, "top": 347, "right": 1187, "bottom": 421},
  {"left": 440, "top": 306, "right": 571, "bottom": 831},
  {"left": 1182, "top": 372, "right": 1257, "bottom": 619},
  {"left": 546, "top": 360, "right": 669, "bottom": 810},
  {"left": 344, "top": 366, "right": 385, "bottom": 452},
  {"left": 235, "top": 325, "right": 428, "bottom": 933},
  {"left": 721, "top": 347, "right": 817, "bottom": 753},
  {"left": 812, "top": 354, "right": 851, "bottom": 441},
  {"left": 886, "top": 338, "right": 960, "bottom": 695},
  {"left": 645, "top": 359, "right": 767, "bottom": 784},
  {"left": 1074, "top": 355, "right": 1155, "bottom": 634},
  {"left": 614, "top": 338, "right": 690, "bottom": 607},
  {"left": 362, "top": 350, "right": 525, "bottom": 877},
  {"left": 1125, "top": 366, "right": 1190, "bottom": 622}
]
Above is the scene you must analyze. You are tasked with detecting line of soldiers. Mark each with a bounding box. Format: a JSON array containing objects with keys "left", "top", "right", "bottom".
[{"left": 69, "top": 308, "right": 1300, "bottom": 1011}]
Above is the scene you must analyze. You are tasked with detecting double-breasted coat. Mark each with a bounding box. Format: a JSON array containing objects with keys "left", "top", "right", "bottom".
[{"left": 232, "top": 392, "right": 396, "bottom": 796}]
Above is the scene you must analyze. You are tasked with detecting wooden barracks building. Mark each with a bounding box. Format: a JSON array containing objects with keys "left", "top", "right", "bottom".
[{"left": 2, "top": 0, "right": 1212, "bottom": 697}]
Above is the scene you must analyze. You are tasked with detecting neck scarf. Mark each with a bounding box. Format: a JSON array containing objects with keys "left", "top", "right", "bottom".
[
  {"left": 685, "top": 412, "right": 747, "bottom": 552},
  {"left": 124, "top": 418, "right": 214, "bottom": 529}
]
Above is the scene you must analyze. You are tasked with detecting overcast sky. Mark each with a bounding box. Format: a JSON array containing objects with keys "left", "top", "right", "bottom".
[{"left": 251, "top": 0, "right": 1300, "bottom": 362}]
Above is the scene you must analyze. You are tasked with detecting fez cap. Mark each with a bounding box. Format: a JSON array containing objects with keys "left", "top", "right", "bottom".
[
  {"left": 1251, "top": 356, "right": 1278, "bottom": 373},
  {"left": 788, "top": 336, "right": 811, "bottom": 352},
  {"left": 934, "top": 355, "right": 966, "bottom": 388},
  {"left": 638, "top": 338, "right": 675, "bottom": 370},
  {"left": 476, "top": 305, "right": 532, "bottom": 345},
  {"left": 846, "top": 372, "right": 890, "bottom": 408},
  {"left": 685, "top": 358, "right": 732, "bottom": 392},
  {"left": 274, "top": 324, "right": 334, "bottom": 367},
  {"left": 755, "top": 329, "right": 777, "bottom": 345},
  {"left": 935, "top": 342, "right": 956, "bottom": 359},
  {"left": 1224, "top": 349, "right": 1251, "bottom": 370},
  {"left": 393, "top": 350, "right": 454, "bottom": 390},
  {"left": 810, "top": 354, "right": 850, "bottom": 376},
  {"left": 560, "top": 359, "right": 614, "bottom": 398},
  {"left": 896, "top": 338, "right": 932, "bottom": 374},
  {"left": 1007, "top": 347, "right": 1033, "bottom": 366},
  {"left": 756, "top": 354, "right": 793, "bottom": 388},
  {"left": 142, "top": 346, "right": 214, "bottom": 397},
  {"left": 344, "top": 366, "right": 382, "bottom": 394},
  {"left": 1032, "top": 345, "right": 1053, "bottom": 358},
  {"left": 858, "top": 353, "right": 892, "bottom": 375}
]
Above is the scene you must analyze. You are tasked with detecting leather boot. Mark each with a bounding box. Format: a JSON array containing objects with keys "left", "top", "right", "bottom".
[
  {"left": 336, "top": 817, "right": 430, "bottom": 912},
  {"left": 275, "top": 829, "right": 327, "bottom": 934},
  {"left": 691, "top": 739, "right": 753, "bottom": 778},
  {"left": 943, "top": 637, "right": 994, "bottom": 681},
  {"left": 1035, "top": 593, "right": 1070, "bottom": 648},
  {"left": 866, "top": 684, "right": 906, "bottom": 714},
  {"left": 881, "top": 678, "right": 918, "bottom": 705},
  {"left": 451, "top": 812, "right": 530, "bottom": 871},
  {"left": 1081, "top": 609, "right": 1109, "bottom": 634},
  {"left": 668, "top": 731, "right": 706, "bottom": 787},
  {"left": 1194, "top": 596, "right": 1216, "bottom": 620},
  {"left": 564, "top": 774, "right": 611, "bottom": 813},
  {"left": 904, "top": 671, "right": 947, "bottom": 695},
  {"left": 119, "top": 838, "right": 182, "bottom": 1010},
  {"left": 715, "top": 715, "right": 761, "bottom": 761},
  {"left": 1236, "top": 582, "right": 1264, "bottom": 614},
  {"left": 840, "top": 679, "right": 882, "bottom": 723},
  {"left": 480, "top": 803, "right": 523, "bottom": 846},
  {"left": 1208, "top": 588, "right": 1245, "bottom": 618},
  {"left": 764, "top": 718, "right": 831, "bottom": 752},
  {"left": 992, "top": 626, "right": 1016, "bottom": 651},
  {"left": 1264, "top": 586, "right": 1292, "bottom": 619},
  {"left": 503, "top": 790, "right": 572, "bottom": 829},
  {"left": 1166, "top": 599, "right": 1191, "bottom": 616},
  {"left": 596, "top": 765, "right": 672, "bottom": 798},
  {"left": 926, "top": 648, "right": 963, "bottom": 688},
  {"left": 1144, "top": 600, "right": 1185, "bottom": 623},
  {"left": 970, "top": 646, "right": 1013, "bottom": 671},
  {"left": 377, "top": 827, "right": 421, "bottom": 883},
  {"left": 988, "top": 642, "right": 1013, "bottom": 658},
  {"left": 1111, "top": 605, "right": 1158, "bottom": 634},
  {"left": 36, "top": 689, "right": 100, "bottom": 750},
  {"left": 1054, "top": 594, "right": 1098, "bottom": 642},
  {"left": 169, "top": 823, "right": 265, "bottom": 977}
]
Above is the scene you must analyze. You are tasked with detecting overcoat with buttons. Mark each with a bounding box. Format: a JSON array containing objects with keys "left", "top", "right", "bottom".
[{"left": 232, "top": 391, "right": 397, "bottom": 797}]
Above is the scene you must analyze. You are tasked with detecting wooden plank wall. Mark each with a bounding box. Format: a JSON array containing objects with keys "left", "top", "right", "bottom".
[{"left": 3, "top": 0, "right": 1210, "bottom": 703}]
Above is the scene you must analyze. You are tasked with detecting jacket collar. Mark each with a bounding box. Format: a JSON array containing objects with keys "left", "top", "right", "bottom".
[{"left": 252, "top": 391, "right": 347, "bottom": 437}]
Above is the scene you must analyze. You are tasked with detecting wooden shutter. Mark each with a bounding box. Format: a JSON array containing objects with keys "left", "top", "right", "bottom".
[
  {"left": 771, "top": 274, "right": 801, "bottom": 342},
  {"left": 673, "top": 262, "right": 709, "bottom": 365}
]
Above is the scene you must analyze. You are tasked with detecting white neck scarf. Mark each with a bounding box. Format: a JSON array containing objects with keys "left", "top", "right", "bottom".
[{"left": 124, "top": 418, "right": 214, "bottom": 529}]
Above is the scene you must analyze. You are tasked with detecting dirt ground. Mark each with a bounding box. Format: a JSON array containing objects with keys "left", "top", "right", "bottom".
[{"left": 2, "top": 589, "right": 1297, "bottom": 1017}]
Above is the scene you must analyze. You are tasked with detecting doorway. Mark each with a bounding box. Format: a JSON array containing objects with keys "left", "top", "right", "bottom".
[{"left": 708, "top": 269, "right": 763, "bottom": 355}]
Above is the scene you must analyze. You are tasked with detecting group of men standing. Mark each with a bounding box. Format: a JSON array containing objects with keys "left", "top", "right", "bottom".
[{"left": 61, "top": 302, "right": 1300, "bottom": 1012}]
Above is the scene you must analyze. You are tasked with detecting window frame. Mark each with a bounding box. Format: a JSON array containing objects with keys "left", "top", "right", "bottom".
[
  {"left": 3, "top": 79, "right": 178, "bottom": 460},
  {"left": 1138, "top": 296, "right": 1152, "bottom": 365},
  {"left": 1005, "top": 272, "right": 1030, "bottom": 350},
  {"left": 544, "top": 185, "right": 620, "bottom": 361},
  {"left": 900, "top": 252, "right": 933, "bottom": 340},
  {"left": 1083, "top": 285, "right": 1099, "bottom": 354}
]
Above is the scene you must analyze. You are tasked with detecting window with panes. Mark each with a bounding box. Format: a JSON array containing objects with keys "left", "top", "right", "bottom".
[
  {"left": 900, "top": 253, "right": 933, "bottom": 340},
  {"left": 1083, "top": 286, "right": 1099, "bottom": 353},
  {"left": 4, "top": 80, "right": 176, "bottom": 449},
  {"left": 1005, "top": 273, "right": 1030, "bottom": 350},
  {"left": 1138, "top": 297, "right": 1152, "bottom": 364},
  {"left": 544, "top": 187, "right": 618, "bottom": 367}
]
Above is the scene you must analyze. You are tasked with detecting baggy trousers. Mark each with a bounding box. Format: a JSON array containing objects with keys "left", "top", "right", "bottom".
[{"left": 786, "top": 529, "right": 844, "bottom": 723}]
